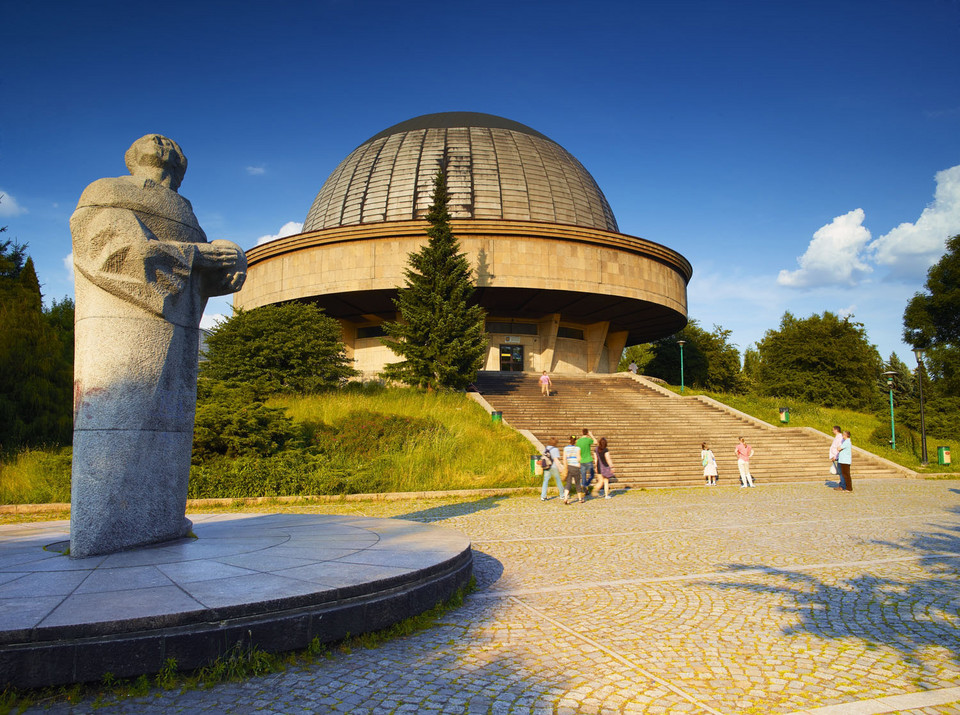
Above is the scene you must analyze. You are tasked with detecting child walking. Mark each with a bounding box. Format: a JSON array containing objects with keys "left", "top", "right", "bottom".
[{"left": 701, "top": 442, "right": 718, "bottom": 485}]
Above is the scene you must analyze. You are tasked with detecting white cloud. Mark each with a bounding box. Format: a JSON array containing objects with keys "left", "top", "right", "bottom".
[
  {"left": 63, "top": 252, "right": 74, "bottom": 279},
  {"left": 777, "top": 209, "right": 873, "bottom": 288},
  {"left": 256, "top": 221, "right": 303, "bottom": 245},
  {"left": 868, "top": 164, "right": 960, "bottom": 279},
  {"left": 0, "top": 190, "right": 27, "bottom": 217},
  {"left": 837, "top": 304, "right": 856, "bottom": 319},
  {"left": 246, "top": 165, "right": 266, "bottom": 176},
  {"left": 200, "top": 313, "right": 228, "bottom": 330}
]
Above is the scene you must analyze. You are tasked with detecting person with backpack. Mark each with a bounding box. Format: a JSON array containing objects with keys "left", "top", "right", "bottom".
[{"left": 540, "top": 438, "right": 563, "bottom": 501}]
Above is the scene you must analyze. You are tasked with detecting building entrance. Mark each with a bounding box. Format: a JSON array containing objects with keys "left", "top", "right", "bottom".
[{"left": 499, "top": 345, "right": 524, "bottom": 371}]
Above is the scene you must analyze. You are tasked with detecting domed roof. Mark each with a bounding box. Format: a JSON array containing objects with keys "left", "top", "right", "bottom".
[{"left": 303, "top": 112, "right": 618, "bottom": 233}]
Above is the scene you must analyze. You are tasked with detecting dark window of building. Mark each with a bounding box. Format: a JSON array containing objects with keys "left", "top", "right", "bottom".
[
  {"left": 557, "top": 327, "right": 585, "bottom": 340},
  {"left": 357, "top": 325, "right": 386, "bottom": 339},
  {"left": 485, "top": 321, "right": 537, "bottom": 335}
]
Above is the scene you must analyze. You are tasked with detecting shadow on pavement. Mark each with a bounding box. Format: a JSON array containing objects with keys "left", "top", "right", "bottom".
[
  {"left": 470, "top": 550, "right": 505, "bottom": 590},
  {"left": 393, "top": 495, "right": 509, "bottom": 522},
  {"left": 703, "top": 505, "right": 960, "bottom": 668}
]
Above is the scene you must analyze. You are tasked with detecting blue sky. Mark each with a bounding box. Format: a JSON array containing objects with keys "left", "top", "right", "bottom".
[{"left": 3, "top": 0, "right": 959, "bottom": 364}]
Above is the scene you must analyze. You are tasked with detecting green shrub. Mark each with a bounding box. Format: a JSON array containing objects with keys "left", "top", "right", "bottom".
[{"left": 192, "top": 383, "right": 302, "bottom": 463}]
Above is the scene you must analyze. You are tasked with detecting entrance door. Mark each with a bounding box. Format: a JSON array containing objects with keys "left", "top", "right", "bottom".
[{"left": 499, "top": 345, "right": 524, "bottom": 371}]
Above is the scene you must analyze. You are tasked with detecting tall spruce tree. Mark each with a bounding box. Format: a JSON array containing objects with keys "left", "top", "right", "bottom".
[
  {"left": 0, "top": 256, "right": 74, "bottom": 449},
  {"left": 381, "top": 167, "right": 487, "bottom": 390}
]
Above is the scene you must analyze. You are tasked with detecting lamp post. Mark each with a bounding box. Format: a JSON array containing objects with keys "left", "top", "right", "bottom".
[
  {"left": 913, "top": 348, "right": 928, "bottom": 466},
  {"left": 882, "top": 370, "right": 897, "bottom": 450},
  {"left": 677, "top": 340, "right": 687, "bottom": 395},
  {"left": 677, "top": 340, "right": 686, "bottom": 394}
]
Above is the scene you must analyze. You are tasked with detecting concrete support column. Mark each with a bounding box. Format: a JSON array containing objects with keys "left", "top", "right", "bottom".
[
  {"left": 606, "top": 330, "right": 629, "bottom": 373},
  {"left": 585, "top": 321, "right": 610, "bottom": 374},
  {"left": 338, "top": 319, "right": 357, "bottom": 361},
  {"left": 537, "top": 313, "right": 561, "bottom": 372}
]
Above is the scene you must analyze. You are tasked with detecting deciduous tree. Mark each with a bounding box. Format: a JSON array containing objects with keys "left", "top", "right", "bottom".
[
  {"left": 903, "top": 234, "right": 960, "bottom": 396},
  {"left": 756, "top": 311, "right": 881, "bottom": 409},
  {"left": 644, "top": 320, "right": 745, "bottom": 393}
]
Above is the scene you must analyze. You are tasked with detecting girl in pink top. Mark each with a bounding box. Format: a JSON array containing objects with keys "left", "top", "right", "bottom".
[
  {"left": 735, "top": 436, "right": 755, "bottom": 487},
  {"left": 539, "top": 371, "right": 552, "bottom": 397}
]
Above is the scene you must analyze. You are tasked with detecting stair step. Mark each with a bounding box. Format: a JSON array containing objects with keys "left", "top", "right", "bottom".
[{"left": 474, "top": 372, "right": 904, "bottom": 487}]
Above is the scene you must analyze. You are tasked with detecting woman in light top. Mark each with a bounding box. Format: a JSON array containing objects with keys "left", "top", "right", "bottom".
[
  {"left": 701, "top": 442, "right": 718, "bottom": 486},
  {"left": 539, "top": 371, "right": 552, "bottom": 397},
  {"left": 562, "top": 435, "right": 584, "bottom": 504},
  {"left": 735, "top": 436, "right": 755, "bottom": 488}
]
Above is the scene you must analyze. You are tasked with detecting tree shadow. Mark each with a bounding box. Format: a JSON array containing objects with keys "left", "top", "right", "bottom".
[
  {"left": 703, "top": 507, "right": 960, "bottom": 672},
  {"left": 476, "top": 248, "right": 494, "bottom": 287},
  {"left": 392, "top": 494, "right": 510, "bottom": 523}
]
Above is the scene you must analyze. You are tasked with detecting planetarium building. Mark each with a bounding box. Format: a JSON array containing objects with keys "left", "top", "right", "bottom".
[{"left": 235, "top": 112, "right": 691, "bottom": 376}]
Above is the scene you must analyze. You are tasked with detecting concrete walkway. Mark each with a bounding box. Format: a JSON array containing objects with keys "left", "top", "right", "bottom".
[{"left": 25, "top": 479, "right": 960, "bottom": 714}]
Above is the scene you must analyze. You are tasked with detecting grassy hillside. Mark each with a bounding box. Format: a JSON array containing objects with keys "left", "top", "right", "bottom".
[
  {"left": 663, "top": 385, "right": 959, "bottom": 475},
  {"left": 0, "top": 387, "right": 533, "bottom": 505},
  {"left": 3, "top": 383, "right": 956, "bottom": 506}
]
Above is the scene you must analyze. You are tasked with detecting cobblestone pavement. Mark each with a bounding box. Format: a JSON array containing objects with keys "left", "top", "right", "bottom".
[{"left": 28, "top": 479, "right": 960, "bottom": 714}]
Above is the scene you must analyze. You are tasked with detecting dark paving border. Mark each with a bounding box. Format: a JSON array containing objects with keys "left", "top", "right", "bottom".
[{"left": 0, "top": 514, "right": 472, "bottom": 689}]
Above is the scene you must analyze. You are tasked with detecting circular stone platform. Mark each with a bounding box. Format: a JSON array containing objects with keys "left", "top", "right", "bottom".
[{"left": 0, "top": 513, "right": 472, "bottom": 689}]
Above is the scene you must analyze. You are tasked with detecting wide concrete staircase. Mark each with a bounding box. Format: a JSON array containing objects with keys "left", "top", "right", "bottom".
[{"left": 474, "top": 372, "right": 911, "bottom": 489}]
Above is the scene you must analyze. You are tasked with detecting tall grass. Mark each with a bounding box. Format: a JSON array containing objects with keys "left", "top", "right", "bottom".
[
  {"left": 0, "top": 448, "right": 72, "bottom": 504},
  {"left": 269, "top": 385, "right": 533, "bottom": 491}
]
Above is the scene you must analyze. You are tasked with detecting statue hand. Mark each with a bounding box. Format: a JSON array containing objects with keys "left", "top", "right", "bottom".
[
  {"left": 197, "top": 240, "right": 247, "bottom": 296},
  {"left": 197, "top": 240, "right": 244, "bottom": 269}
]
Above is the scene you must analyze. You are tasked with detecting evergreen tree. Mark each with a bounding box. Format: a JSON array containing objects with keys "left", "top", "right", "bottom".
[
  {"left": 381, "top": 168, "right": 487, "bottom": 390},
  {"left": 201, "top": 303, "right": 356, "bottom": 394},
  {"left": 0, "top": 257, "right": 74, "bottom": 449}
]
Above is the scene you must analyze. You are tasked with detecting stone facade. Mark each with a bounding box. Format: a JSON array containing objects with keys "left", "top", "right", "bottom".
[{"left": 235, "top": 220, "right": 688, "bottom": 376}]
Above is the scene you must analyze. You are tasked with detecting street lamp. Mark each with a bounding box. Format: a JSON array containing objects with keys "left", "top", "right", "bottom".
[
  {"left": 913, "top": 348, "right": 929, "bottom": 466},
  {"left": 677, "top": 340, "right": 686, "bottom": 394},
  {"left": 882, "top": 370, "right": 897, "bottom": 450}
]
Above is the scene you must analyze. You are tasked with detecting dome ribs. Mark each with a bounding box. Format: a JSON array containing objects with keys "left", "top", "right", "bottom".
[{"left": 302, "top": 112, "right": 620, "bottom": 233}]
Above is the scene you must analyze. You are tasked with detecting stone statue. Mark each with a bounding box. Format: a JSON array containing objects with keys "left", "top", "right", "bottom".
[{"left": 69, "top": 134, "right": 246, "bottom": 558}]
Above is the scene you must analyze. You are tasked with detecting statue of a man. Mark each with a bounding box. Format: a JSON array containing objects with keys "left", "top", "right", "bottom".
[{"left": 70, "top": 134, "right": 246, "bottom": 558}]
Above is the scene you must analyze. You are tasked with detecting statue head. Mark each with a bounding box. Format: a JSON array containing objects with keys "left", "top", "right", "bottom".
[{"left": 125, "top": 134, "right": 187, "bottom": 190}]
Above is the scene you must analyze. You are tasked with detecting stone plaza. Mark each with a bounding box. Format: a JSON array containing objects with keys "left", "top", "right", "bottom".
[{"left": 25, "top": 477, "right": 960, "bottom": 714}]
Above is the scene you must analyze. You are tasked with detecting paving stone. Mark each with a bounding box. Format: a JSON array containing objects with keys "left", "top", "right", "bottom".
[{"left": 20, "top": 480, "right": 960, "bottom": 714}]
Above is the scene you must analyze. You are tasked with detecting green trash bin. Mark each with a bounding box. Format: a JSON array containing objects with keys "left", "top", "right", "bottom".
[
  {"left": 530, "top": 455, "right": 538, "bottom": 476},
  {"left": 938, "top": 446, "right": 951, "bottom": 466},
  {"left": 778, "top": 407, "right": 790, "bottom": 424},
  {"left": 491, "top": 411, "right": 502, "bottom": 424}
]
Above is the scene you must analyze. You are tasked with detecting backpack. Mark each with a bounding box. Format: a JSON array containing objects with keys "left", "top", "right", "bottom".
[{"left": 539, "top": 451, "right": 553, "bottom": 470}]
